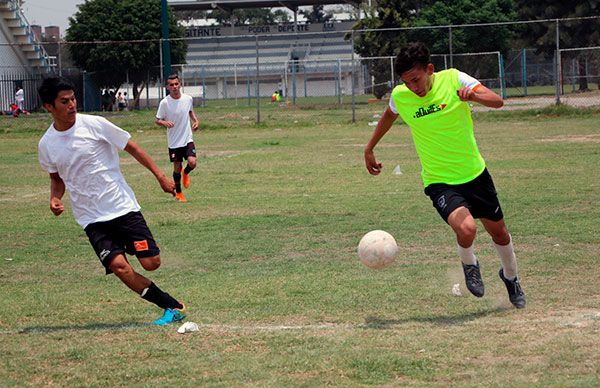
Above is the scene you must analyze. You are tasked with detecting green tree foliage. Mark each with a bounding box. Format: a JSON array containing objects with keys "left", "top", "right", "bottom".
[
  {"left": 414, "top": 0, "right": 516, "bottom": 54},
  {"left": 66, "top": 0, "right": 187, "bottom": 107},
  {"left": 516, "top": 1, "right": 600, "bottom": 91},
  {"left": 351, "top": 1, "right": 433, "bottom": 98},
  {"left": 351, "top": 0, "right": 516, "bottom": 98}
]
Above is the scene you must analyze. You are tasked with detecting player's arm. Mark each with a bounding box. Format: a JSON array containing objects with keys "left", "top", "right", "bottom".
[
  {"left": 155, "top": 117, "right": 174, "bottom": 128},
  {"left": 457, "top": 85, "right": 503, "bottom": 108},
  {"left": 124, "top": 140, "right": 176, "bottom": 195},
  {"left": 364, "top": 106, "right": 398, "bottom": 175},
  {"left": 49, "top": 172, "right": 65, "bottom": 216},
  {"left": 189, "top": 110, "right": 199, "bottom": 131}
]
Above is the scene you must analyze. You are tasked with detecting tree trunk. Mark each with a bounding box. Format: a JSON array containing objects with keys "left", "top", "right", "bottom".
[{"left": 132, "top": 82, "right": 147, "bottom": 110}]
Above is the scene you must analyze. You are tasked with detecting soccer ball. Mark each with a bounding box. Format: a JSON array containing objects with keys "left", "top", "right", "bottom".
[{"left": 357, "top": 230, "right": 398, "bottom": 269}]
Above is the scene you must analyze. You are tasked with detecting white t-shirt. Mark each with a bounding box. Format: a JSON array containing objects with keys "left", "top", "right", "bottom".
[
  {"left": 156, "top": 93, "right": 194, "bottom": 148},
  {"left": 389, "top": 70, "right": 481, "bottom": 114},
  {"left": 15, "top": 88, "right": 24, "bottom": 102},
  {"left": 38, "top": 114, "right": 141, "bottom": 229}
]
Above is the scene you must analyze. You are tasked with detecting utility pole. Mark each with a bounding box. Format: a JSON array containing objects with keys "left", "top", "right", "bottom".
[{"left": 161, "top": 0, "right": 172, "bottom": 83}]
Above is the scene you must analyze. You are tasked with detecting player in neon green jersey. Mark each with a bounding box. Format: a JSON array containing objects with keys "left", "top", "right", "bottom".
[{"left": 364, "top": 42, "right": 525, "bottom": 308}]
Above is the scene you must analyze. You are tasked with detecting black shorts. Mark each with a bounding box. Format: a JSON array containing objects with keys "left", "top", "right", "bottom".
[
  {"left": 168, "top": 142, "right": 197, "bottom": 163},
  {"left": 424, "top": 168, "right": 504, "bottom": 223},
  {"left": 84, "top": 211, "right": 160, "bottom": 274}
]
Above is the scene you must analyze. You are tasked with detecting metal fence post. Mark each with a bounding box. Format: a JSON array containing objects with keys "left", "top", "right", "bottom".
[
  {"left": 57, "top": 40, "right": 62, "bottom": 76},
  {"left": 201, "top": 65, "right": 206, "bottom": 106},
  {"left": 247, "top": 65, "right": 251, "bottom": 106},
  {"left": 448, "top": 26, "right": 453, "bottom": 68},
  {"left": 555, "top": 19, "right": 561, "bottom": 105},
  {"left": 351, "top": 30, "right": 356, "bottom": 123},
  {"left": 303, "top": 61, "right": 307, "bottom": 98},
  {"left": 390, "top": 56, "right": 394, "bottom": 87},
  {"left": 337, "top": 59, "right": 342, "bottom": 105},
  {"left": 255, "top": 35, "right": 260, "bottom": 124},
  {"left": 234, "top": 63, "right": 238, "bottom": 105},
  {"left": 521, "top": 48, "right": 528, "bottom": 96},
  {"left": 498, "top": 53, "right": 506, "bottom": 99},
  {"left": 292, "top": 59, "right": 297, "bottom": 104}
]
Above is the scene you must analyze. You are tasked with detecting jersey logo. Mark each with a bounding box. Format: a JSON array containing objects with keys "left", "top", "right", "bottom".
[
  {"left": 134, "top": 240, "right": 149, "bottom": 252},
  {"left": 413, "top": 103, "right": 447, "bottom": 119}
]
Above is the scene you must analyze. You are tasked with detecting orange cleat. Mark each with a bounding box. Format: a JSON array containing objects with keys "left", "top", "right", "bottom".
[
  {"left": 182, "top": 169, "right": 190, "bottom": 188},
  {"left": 175, "top": 192, "right": 187, "bottom": 202}
]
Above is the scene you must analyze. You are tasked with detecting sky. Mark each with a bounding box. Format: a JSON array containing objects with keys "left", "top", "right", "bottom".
[{"left": 21, "top": 0, "right": 83, "bottom": 35}]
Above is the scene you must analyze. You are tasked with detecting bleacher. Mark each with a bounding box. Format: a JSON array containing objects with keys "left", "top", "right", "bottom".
[
  {"left": 180, "top": 21, "right": 358, "bottom": 99},
  {"left": 184, "top": 21, "right": 355, "bottom": 69}
]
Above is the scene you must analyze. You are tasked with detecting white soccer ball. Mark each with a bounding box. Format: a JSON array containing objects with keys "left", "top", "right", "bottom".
[{"left": 357, "top": 230, "right": 398, "bottom": 269}]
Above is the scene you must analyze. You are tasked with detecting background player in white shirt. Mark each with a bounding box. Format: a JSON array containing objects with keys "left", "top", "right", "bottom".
[
  {"left": 155, "top": 74, "right": 199, "bottom": 202},
  {"left": 37, "top": 77, "right": 187, "bottom": 325}
]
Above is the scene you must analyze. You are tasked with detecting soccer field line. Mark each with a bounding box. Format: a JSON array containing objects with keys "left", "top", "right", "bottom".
[{"left": 0, "top": 322, "right": 389, "bottom": 336}]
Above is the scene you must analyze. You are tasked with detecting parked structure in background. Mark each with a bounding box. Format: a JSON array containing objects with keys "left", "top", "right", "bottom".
[{"left": 0, "top": 0, "right": 53, "bottom": 110}]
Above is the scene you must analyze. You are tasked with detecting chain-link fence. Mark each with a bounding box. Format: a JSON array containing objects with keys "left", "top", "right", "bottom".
[{"left": 2, "top": 17, "right": 600, "bottom": 118}]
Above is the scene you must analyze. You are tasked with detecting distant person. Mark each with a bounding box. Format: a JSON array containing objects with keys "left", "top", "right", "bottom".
[
  {"left": 123, "top": 92, "right": 129, "bottom": 111},
  {"left": 101, "top": 89, "right": 112, "bottom": 111},
  {"left": 364, "top": 42, "right": 526, "bottom": 308},
  {"left": 15, "top": 85, "right": 24, "bottom": 112},
  {"left": 37, "top": 77, "right": 187, "bottom": 325},
  {"left": 271, "top": 90, "right": 281, "bottom": 103},
  {"left": 155, "top": 74, "right": 199, "bottom": 203},
  {"left": 117, "top": 92, "right": 126, "bottom": 111}
]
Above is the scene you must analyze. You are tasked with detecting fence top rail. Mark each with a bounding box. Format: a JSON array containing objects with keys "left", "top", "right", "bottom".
[{"left": 559, "top": 46, "right": 600, "bottom": 52}]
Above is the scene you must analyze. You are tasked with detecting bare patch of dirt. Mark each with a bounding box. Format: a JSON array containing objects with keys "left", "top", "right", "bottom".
[{"left": 538, "top": 134, "right": 600, "bottom": 143}]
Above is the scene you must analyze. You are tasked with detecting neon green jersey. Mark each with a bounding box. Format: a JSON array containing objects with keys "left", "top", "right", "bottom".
[{"left": 390, "top": 68, "right": 485, "bottom": 187}]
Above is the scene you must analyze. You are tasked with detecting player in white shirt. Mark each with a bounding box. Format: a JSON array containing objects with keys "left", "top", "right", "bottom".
[
  {"left": 155, "top": 74, "right": 199, "bottom": 202},
  {"left": 37, "top": 77, "right": 187, "bottom": 325}
]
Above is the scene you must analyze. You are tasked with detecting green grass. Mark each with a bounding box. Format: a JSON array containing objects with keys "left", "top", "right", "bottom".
[{"left": 1, "top": 103, "right": 599, "bottom": 386}]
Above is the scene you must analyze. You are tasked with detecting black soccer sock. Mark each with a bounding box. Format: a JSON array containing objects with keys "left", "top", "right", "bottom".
[
  {"left": 173, "top": 172, "right": 182, "bottom": 193},
  {"left": 141, "top": 282, "right": 183, "bottom": 310},
  {"left": 184, "top": 165, "right": 193, "bottom": 175}
]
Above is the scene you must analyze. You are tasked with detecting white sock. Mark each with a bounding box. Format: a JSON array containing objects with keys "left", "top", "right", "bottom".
[
  {"left": 494, "top": 235, "right": 518, "bottom": 280},
  {"left": 457, "top": 244, "right": 478, "bottom": 266}
]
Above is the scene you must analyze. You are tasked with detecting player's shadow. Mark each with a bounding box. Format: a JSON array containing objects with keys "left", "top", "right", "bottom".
[
  {"left": 363, "top": 306, "right": 510, "bottom": 329},
  {"left": 18, "top": 321, "right": 149, "bottom": 334}
]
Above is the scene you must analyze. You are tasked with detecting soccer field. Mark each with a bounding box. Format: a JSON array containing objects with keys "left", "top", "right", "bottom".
[{"left": 1, "top": 103, "right": 599, "bottom": 386}]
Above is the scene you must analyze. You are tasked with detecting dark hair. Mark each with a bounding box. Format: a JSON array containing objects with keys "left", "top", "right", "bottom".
[
  {"left": 166, "top": 74, "right": 179, "bottom": 84},
  {"left": 395, "top": 42, "right": 431, "bottom": 76},
  {"left": 38, "top": 77, "right": 75, "bottom": 105}
]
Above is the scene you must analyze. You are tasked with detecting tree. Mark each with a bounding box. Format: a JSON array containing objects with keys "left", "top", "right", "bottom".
[
  {"left": 351, "top": 1, "right": 432, "bottom": 98},
  {"left": 516, "top": 1, "right": 600, "bottom": 91},
  {"left": 351, "top": 0, "right": 516, "bottom": 98},
  {"left": 210, "top": 8, "right": 290, "bottom": 26},
  {"left": 414, "top": 0, "right": 516, "bottom": 54},
  {"left": 66, "top": 0, "right": 187, "bottom": 108},
  {"left": 300, "top": 5, "right": 332, "bottom": 23}
]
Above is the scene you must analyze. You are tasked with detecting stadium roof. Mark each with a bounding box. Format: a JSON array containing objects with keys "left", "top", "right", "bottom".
[{"left": 168, "top": 0, "right": 362, "bottom": 12}]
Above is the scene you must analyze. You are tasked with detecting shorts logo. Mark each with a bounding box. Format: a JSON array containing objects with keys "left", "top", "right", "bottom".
[
  {"left": 134, "top": 240, "right": 149, "bottom": 252},
  {"left": 171, "top": 153, "right": 176, "bottom": 159},
  {"left": 99, "top": 249, "right": 111, "bottom": 261},
  {"left": 437, "top": 195, "right": 447, "bottom": 209}
]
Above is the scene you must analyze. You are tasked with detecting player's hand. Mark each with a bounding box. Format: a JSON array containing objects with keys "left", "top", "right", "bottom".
[
  {"left": 50, "top": 197, "right": 64, "bottom": 216},
  {"left": 191, "top": 120, "right": 199, "bottom": 131},
  {"left": 162, "top": 120, "right": 175, "bottom": 128},
  {"left": 457, "top": 87, "right": 474, "bottom": 101},
  {"left": 364, "top": 149, "right": 382, "bottom": 175},
  {"left": 158, "top": 175, "right": 176, "bottom": 196}
]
